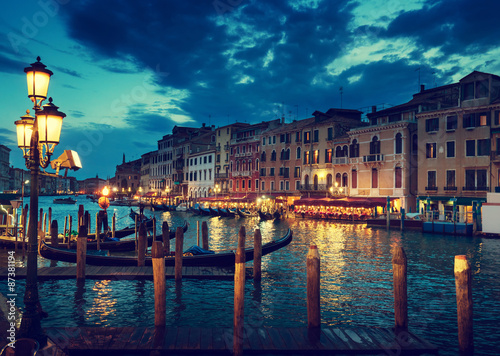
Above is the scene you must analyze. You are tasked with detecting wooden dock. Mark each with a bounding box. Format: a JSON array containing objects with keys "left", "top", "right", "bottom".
[
  {"left": 0, "top": 266, "right": 250, "bottom": 280},
  {"left": 44, "top": 326, "right": 438, "bottom": 355}
]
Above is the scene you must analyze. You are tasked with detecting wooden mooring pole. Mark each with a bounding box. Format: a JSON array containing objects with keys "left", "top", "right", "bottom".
[
  {"left": 392, "top": 246, "right": 408, "bottom": 331},
  {"left": 307, "top": 243, "right": 320, "bottom": 328},
  {"left": 137, "top": 222, "right": 147, "bottom": 267},
  {"left": 233, "top": 226, "right": 246, "bottom": 356},
  {"left": 455, "top": 255, "right": 473, "bottom": 355},
  {"left": 162, "top": 221, "right": 169, "bottom": 255},
  {"left": 175, "top": 226, "right": 184, "bottom": 282},
  {"left": 112, "top": 213, "right": 116, "bottom": 239},
  {"left": 76, "top": 225, "right": 87, "bottom": 281},
  {"left": 152, "top": 217, "right": 156, "bottom": 240},
  {"left": 197, "top": 221, "right": 200, "bottom": 247},
  {"left": 152, "top": 241, "right": 166, "bottom": 327},
  {"left": 63, "top": 216, "right": 68, "bottom": 243},
  {"left": 50, "top": 220, "right": 58, "bottom": 247},
  {"left": 253, "top": 229, "right": 262, "bottom": 282},
  {"left": 67, "top": 215, "right": 72, "bottom": 249},
  {"left": 202, "top": 221, "right": 209, "bottom": 250}
]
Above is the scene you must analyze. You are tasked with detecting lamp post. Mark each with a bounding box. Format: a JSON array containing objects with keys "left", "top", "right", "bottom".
[
  {"left": 165, "top": 186, "right": 171, "bottom": 206},
  {"left": 14, "top": 57, "right": 66, "bottom": 345}
]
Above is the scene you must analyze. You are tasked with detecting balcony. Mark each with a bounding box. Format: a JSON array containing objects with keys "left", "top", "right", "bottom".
[
  {"left": 443, "top": 186, "right": 458, "bottom": 191},
  {"left": 298, "top": 183, "right": 328, "bottom": 192},
  {"left": 215, "top": 173, "right": 228, "bottom": 179},
  {"left": 232, "top": 171, "right": 251, "bottom": 177},
  {"left": 496, "top": 186, "right": 500, "bottom": 193},
  {"left": 492, "top": 151, "right": 500, "bottom": 162},
  {"left": 425, "top": 186, "right": 438, "bottom": 191},
  {"left": 224, "top": 145, "right": 230, "bottom": 150},
  {"left": 216, "top": 146, "right": 221, "bottom": 152},
  {"left": 363, "top": 154, "right": 384, "bottom": 162},
  {"left": 332, "top": 157, "right": 347, "bottom": 165},
  {"left": 463, "top": 186, "right": 489, "bottom": 191}
]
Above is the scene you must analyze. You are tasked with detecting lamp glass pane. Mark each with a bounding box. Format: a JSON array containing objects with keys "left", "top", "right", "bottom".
[
  {"left": 16, "top": 121, "right": 33, "bottom": 149},
  {"left": 26, "top": 71, "right": 51, "bottom": 100},
  {"left": 38, "top": 114, "right": 63, "bottom": 144}
]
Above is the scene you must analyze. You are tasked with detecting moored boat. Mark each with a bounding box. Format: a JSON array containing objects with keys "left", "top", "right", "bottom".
[
  {"left": 39, "top": 229, "right": 293, "bottom": 267},
  {"left": 53, "top": 197, "right": 76, "bottom": 204}
]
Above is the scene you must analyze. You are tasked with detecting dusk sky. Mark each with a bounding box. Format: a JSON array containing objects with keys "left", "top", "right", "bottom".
[{"left": 2, "top": 0, "right": 500, "bottom": 180}]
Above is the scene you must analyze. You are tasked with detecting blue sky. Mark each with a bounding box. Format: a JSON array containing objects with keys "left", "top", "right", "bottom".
[{"left": 2, "top": 0, "right": 500, "bottom": 180}]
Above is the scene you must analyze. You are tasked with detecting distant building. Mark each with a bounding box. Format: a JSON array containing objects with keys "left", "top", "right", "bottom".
[
  {"left": 80, "top": 176, "right": 106, "bottom": 195},
  {"left": 113, "top": 155, "right": 141, "bottom": 195}
]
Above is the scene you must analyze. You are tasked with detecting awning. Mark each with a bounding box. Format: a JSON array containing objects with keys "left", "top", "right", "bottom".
[{"left": 294, "top": 196, "right": 395, "bottom": 208}]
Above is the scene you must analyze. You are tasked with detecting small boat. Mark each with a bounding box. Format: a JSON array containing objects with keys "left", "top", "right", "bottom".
[
  {"left": 176, "top": 202, "right": 188, "bottom": 212},
  {"left": 39, "top": 229, "right": 293, "bottom": 267},
  {"left": 129, "top": 209, "right": 154, "bottom": 228},
  {"left": 55, "top": 221, "right": 188, "bottom": 252},
  {"left": 258, "top": 210, "right": 274, "bottom": 220},
  {"left": 236, "top": 208, "right": 254, "bottom": 218},
  {"left": 218, "top": 208, "right": 235, "bottom": 218},
  {"left": 151, "top": 203, "right": 166, "bottom": 211},
  {"left": 53, "top": 197, "right": 76, "bottom": 204},
  {"left": 209, "top": 206, "right": 220, "bottom": 217},
  {"left": 199, "top": 206, "right": 211, "bottom": 216}
]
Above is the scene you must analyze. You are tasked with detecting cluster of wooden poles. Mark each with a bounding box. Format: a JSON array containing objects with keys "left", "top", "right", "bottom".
[{"left": 307, "top": 245, "right": 474, "bottom": 355}]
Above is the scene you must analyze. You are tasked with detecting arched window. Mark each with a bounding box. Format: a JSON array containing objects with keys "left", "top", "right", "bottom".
[
  {"left": 261, "top": 151, "right": 266, "bottom": 162},
  {"left": 271, "top": 150, "right": 277, "bottom": 161},
  {"left": 335, "top": 146, "right": 343, "bottom": 157},
  {"left": 296, "top": 147, "right": 301, "bottom": 159},
  {"left": 248, "top": 159, "right": 253, "bottom": 171},
  {"left": 230, "top": 161, "right": 233, "bottom": 172},
  {"left": 395, "top": 133, "right": 403, "bottom": 154},
  {"left": 370, "top": 136, "right": 380, "bottom": 154},
  {"left": 343, "top": 145, "right": 349, "bottom": 157},
  {"left": 280, "top": 149, "right": 285, "bottom": 160},
  {"left": 350, "top": 139, "right": 359, "bottom": 157},
  {"left": 286, "top": 148, "right": 290, "bottom": 160},
  {"left": 256, "top": 159, "right": 260, "bottom": 171},
  {"left": 313, "top": 175, "right": 319, "bottom": 190},
  {"left": 342, "top": 172, "right": 348, "bottom": 187},
  {"left": 335, "top": 173, "right": 341, "bottom": 186},
  {"left": 304, "top": 174, "right": 310, "bottom": 189},
  {"left": 236, "top": 161, "right": 240, "bottom": 171},
  {"left": 326, "top": 174, "right": 333, "bottom": 188},
  {"left": 395, "top": 166, "right": 402, "bottom": 188},
  {"left": 352, "top": 169, "right": 357, "bottom": 189}
]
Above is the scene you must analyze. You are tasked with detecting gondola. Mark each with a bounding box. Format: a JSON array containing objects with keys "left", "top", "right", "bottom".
[
  {"left": 39, "top": 229, "right": 293, "bottom": 267},
  {"left": 199, "top": 206, "right": 211, "bottom": 216},
  {"left": 258, "top": 210, "right": 274, "bottom": 220},
  {"left": 51, "top": 221, "right": 188, "bottom": 252},
  {"left": 129, "top": 209, "right": 155, "bottom": 228},
  {"left": 208, "top": 206, "right": 220, "bottom": 217},
  {"left": 236, "top": 208, "right": 254, "bottom": 218}
]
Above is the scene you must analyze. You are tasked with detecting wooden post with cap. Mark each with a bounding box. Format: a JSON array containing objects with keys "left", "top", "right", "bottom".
[
  {"left": 233, "top": 226, "right": 246, "bottom": 356},
  {"left": 152, "top": 240, "right": 166, "bottom": 327},
  {"left": 307, "top": 243, "right": 320, "bottom": 328},
  {"left": 455, "top": 255, "right": 473, "bottom": 355},
  {"left": 50, "top": 220, "right": 58, "bottom": 247},
  {"left": 392, "top": 246, "right": 408, "bottom": 331}
]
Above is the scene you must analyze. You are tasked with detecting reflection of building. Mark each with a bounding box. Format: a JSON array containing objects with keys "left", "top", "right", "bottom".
[{"left": 0, "top": 145, "right": 11, "bottom": 192}]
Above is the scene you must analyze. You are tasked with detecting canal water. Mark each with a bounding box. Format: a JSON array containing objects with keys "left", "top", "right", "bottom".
[{"left": 2, "top": 195, "right": 500, "bottom": 355}]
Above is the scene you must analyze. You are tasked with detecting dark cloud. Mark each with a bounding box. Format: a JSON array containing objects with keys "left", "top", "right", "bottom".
[{"left": 0, "top": 54, "right": 25, "bottom": 74}]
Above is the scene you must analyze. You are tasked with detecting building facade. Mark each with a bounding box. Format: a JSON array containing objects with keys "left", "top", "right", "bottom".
[{"left": 0, "top": 145, "right": 11, "bottom": 192}]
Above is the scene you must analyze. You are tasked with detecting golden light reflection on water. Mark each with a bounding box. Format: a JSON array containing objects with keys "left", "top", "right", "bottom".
[{"left": 87, "top": 280, "right": 117, "bottom": 324}]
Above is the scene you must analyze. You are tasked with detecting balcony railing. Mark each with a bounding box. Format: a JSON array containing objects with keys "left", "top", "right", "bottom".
[
  {"left": 492, "top": 151, "right": 500, "bottom": 162},
  {"left": 232, "top": 171, "right": 251, "bottom": 177},
  {"left": 443, "top": 186, "right": 458, "bottom": 191},
  {"left": 215, "top": 173, "right": 228, "bottom": 179},
  {"left": 332, "top": 157, "right": 347, "bottom": 165},
  {"left": 496, "top": 186, "right": 500, "bottom": 193},
  {"left": 463, "top": 186, "right": 489, "bottom": 191},
  {"left": 425, "top": 186, "right": 438, "bottom": 191},
  {"left": 363, "top": 154, "right": 384, "bottom": 162}
]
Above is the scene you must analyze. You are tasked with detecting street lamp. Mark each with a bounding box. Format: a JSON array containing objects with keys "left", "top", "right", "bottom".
[
  {"left": 165, "top": 186, "right": 171, "bottom": 206},
  {"left": 14, "top": 57, "right": 65, "bottom": 345},
  {"left": 214, "top": 184, "right": 221, "bottom": 200}
]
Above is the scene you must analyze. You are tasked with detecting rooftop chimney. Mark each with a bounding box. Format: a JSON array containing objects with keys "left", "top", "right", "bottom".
[
  {"left": 420, "top": 84, "right": 425, "bottom": 92},
  {"left": 371, "top": 105, "right": 377, "bottom": 113}
]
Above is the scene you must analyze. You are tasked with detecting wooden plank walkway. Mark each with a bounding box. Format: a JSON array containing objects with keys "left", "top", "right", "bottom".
[
  {"left": 44, "top": 326, "right": 439, "bottom": 355},
  {"left": 0, "top": 266, "right": 252, "bottom": 280}
]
